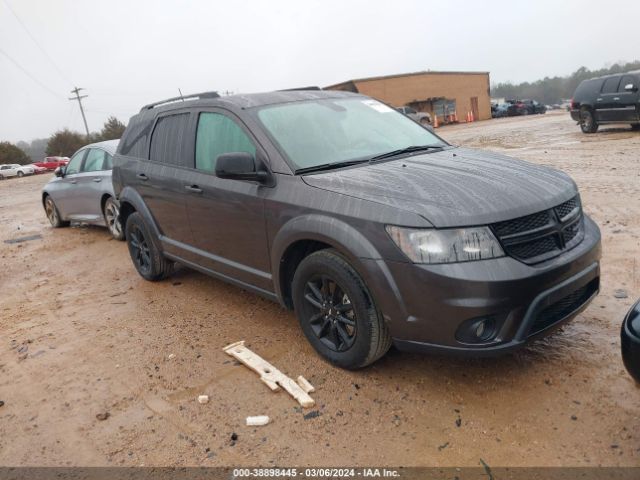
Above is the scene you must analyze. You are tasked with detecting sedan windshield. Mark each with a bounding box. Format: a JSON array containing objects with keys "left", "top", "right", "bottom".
[{"left": 256, "top": 97, "right": 447, "bottom": 171}]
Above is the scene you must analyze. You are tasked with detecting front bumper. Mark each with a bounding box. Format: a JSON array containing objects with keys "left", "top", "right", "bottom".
[{"left": 361, "top": 215, "right": 601, "bottom": 356}]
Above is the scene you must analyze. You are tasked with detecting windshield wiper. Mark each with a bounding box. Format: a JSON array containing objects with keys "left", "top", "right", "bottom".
[
  {"left": 369, "top": 145, "right": 444, "bottom": 161},
  {"left": 295, "top": 159, "right": 369, "bottom": 174}
]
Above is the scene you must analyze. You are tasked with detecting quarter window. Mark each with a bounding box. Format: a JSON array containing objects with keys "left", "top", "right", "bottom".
[
  {"left": 601, "top": 76, "right": 620, "bottom": 94},
  {"left": 619, "top": 75, "right": 637, "bottom": 92},
  {"left": 150, "top": 113, "right": 190, "bottom": 166},
  {"left": 195, "top": 112, "right": 256, "bottom": 172},
  {"left": 103, "top": 153, "right": 113, "bottom": 170}
]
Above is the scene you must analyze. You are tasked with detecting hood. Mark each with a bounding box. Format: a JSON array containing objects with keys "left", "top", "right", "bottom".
[{"left": 301, "top": 147, "right": 578, "bottom": 228}]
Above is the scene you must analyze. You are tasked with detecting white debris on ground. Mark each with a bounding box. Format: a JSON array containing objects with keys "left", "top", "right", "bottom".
[{"left": 246, "top": 415, "right": 270, "bottom": 426}]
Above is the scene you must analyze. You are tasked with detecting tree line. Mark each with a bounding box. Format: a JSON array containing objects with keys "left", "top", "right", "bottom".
[
  {"left": 491, "top": 60, "right": 640, "bottom": 105},
  {"left": 0, "top": 116, "right": 126, "bottom": 165}
]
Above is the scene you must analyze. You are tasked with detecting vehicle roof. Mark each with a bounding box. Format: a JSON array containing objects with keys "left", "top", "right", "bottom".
[
  {"left": 143, "top": 90, "right": 360, "bottom": 115},
  {"left": 586, "top": 70, "right": 640, "bottom": 81},
  {"left": 82, "top": 139, "right": 120, "bottom": 154}
]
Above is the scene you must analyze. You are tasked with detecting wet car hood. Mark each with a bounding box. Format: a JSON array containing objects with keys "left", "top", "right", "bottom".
[{"left": 301, "top": 147, "right": 578, "bottom": 228}]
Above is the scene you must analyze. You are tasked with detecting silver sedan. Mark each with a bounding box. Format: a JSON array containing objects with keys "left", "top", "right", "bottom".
[{"left": 42, "top": 139, "right": 123, "bottom": 240}]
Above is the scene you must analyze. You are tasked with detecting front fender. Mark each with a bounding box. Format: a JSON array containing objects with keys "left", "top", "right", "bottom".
[{"left": 271, "top": 214, "right": 407, "bottom": 321}]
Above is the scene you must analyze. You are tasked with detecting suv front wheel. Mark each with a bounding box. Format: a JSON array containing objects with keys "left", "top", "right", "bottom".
[
  {"left": 125, "top": 212, "right": 174, "bottom": 281},
  {"left": 292, "top": 249, "right": 391, "bottom": 369}
]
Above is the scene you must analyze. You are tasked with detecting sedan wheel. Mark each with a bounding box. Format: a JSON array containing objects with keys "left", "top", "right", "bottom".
[
  {"left": 44, "top": 196, "right": 69, "bottom": 228},
  {"left": 17, "top": 171, "right": 24, "bottom": 177},
  {"left": 104, "top": 198, "right": 124, "bottom": 240}
]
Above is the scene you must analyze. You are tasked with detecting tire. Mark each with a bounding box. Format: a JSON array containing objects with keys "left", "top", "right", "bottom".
[
  {"left": 291, "top": 249, "right": 391, "bottom": 369},
  {"left": 17, "top": 171, "right": 24, "bottom": 178},
  {"left": 631, "top": 124, "right": 640, "bottom": 131},
  {"left": 103, "top": 197, "right": 124, "bottom": 241},
  {"left": 125, "top": 212, "right": 173, "bottom": 281},
  {"left": 44, "top": 195, "right": 69, "bottom": 228},
  {"left": 419, "top": 117, "right": 430, "bottom": 126},
  {"left": 580, "top": 109, "right": 599, "bottom": 133}
]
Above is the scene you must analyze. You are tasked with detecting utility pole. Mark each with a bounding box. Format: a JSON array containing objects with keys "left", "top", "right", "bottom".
[{"left": 69, "top": 87, "right": 89, "bottom": 136}]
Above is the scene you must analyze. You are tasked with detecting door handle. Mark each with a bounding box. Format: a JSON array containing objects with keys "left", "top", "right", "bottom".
[
  {"left": 596, "top": 98, "right": 603, "bottom": 101},
  {"left": 70, "top": 179, "right": 77, "bottom": 184},
  {"left": 613, "top": 97, "right": 620, "bottom": 101},
  {"left": 92, "top": 178, "right": 102, "bottom": 183},
  {"left": 136, "top": 173, "right": 149, "bottom": 181},
  {"left": 184, "top": 185, "right": 203, "bottom": 194}
]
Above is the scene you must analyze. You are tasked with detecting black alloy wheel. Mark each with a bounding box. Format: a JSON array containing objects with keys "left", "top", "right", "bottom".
[{"left": 303, "top": 274, "right": 357, "bottom": 352}]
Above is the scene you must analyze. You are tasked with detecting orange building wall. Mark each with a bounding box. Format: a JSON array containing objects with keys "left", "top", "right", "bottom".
[{"left": 329, "top": 72, "right": 492, "bottom": 121}]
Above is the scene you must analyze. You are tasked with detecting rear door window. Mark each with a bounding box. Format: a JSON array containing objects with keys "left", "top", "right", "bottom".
[
  {"left": 82, "top": 149, "right": 105, "bottom": 172},
  {"left": 149, "top": 113, "right": 191, "bottom": 166},
  {"left": 195, "top": 112, "right": 256, "bottom": 172},
  {"left": 601, "top": 76, "right": 621, "bottom": 94}
]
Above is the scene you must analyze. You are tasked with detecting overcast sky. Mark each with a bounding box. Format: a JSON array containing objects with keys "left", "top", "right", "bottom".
[{"left": 1, "top": 0, "right": 638, "bottom": 143}]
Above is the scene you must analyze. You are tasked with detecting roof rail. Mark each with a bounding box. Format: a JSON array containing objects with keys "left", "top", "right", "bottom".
[
  {"left": 278, "top": 86, "right": 322, "bottom": 92},
  {"left": 140, "top": 91, "right": 220, "bottom": 112}
]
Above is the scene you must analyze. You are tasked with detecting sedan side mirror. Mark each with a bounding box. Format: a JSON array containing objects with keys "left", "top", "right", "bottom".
[
  {"left": 625, "top": 83, "right": 638, "bottom": 92},
  {"left": 54, "top": 166, "right": 64, "bottom": 177},
  {"left": 215, "top": 152, "right": 269, "bottom": 183}
]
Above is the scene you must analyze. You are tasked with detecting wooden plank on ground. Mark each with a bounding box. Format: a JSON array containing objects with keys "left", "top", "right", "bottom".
[{"left": 223, "top": 340, "right": 315, "bottom": 408}]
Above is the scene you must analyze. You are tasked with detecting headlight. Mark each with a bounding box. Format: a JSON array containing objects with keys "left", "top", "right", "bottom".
[{"left": 385, "top": 226, "right": 505, "bottom": 264}]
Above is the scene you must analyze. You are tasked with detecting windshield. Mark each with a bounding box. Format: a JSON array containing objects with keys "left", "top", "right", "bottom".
[{"left": 256, "top": 97, "right": 447, "bottom": 171}]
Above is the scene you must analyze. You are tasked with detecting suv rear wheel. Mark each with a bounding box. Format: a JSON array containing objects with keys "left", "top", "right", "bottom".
[
  {"left": 580, "top": 109, "right": 598, "bottom": 133},
  {"left": 125, "top": 212, "right": 173, "bottom": 281},
  {"left": 291, "top": 249, "right": 391, "bottom": 369}
]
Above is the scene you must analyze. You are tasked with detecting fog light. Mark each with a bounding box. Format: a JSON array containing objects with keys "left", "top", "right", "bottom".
[{"left": 456, "top": 315, "right": 500, "bottom": 344}]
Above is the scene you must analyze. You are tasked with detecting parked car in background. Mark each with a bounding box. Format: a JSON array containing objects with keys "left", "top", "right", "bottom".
[
  {"left": 492, "top": 103, "right": 510, "bottom": 118},
  {"left": 0, "top": 164, "right": 35, "bottom": 179},
  {"left": 42, "top": 140, "right": 123, "bottom": 240},
  {"left": 570, "top": 71, "right": 640, "bottom": 133},
  {"left": 622, "top": 299, "right": 640, "bottom": 383},
  {"left": 30, "top": 164, "right": 48, "bottom": 174},
  {"left": 506, "top": 100, "right": 528, "bottom": 116},
  {"left": 522, "top": 99, "right": 547, "bottom": 114},
  {"left": 112, "top": 90, "right": 600, "bottom": 369},
  {"left": 396, "top": 106, "right": 432, "bottom": 125},
  {"left": 34, "top": 156, "right": 70, "bottom": 171}
]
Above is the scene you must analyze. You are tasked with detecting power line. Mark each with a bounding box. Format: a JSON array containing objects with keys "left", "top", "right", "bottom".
[
  {"left": 0, "top": 47, "right": 65, "bottom": 100},
  {"left": 1, "top": 0, "right": 74, "bottom": 87}
]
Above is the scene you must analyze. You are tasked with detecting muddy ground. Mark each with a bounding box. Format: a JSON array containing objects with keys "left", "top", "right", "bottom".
[{"left": 0, "top": 112, "right": 638, "bottom": 467}]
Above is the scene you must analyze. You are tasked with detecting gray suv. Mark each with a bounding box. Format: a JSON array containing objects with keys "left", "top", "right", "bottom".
[{"left": 113, "top": 90, "right": 601, "bottom": 369}]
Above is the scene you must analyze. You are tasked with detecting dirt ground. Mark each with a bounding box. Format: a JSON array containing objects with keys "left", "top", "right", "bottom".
[{"left": 1, "top": 112, "right": 639, "bottom": 468}]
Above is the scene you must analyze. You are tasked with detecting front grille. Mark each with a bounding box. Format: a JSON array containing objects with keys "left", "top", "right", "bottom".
[
  {"left": 491, "top": 196, "right": 585, "bottom": 264},
  {"left": 528, "top": 278, "right": 599, "bottom": 337}
]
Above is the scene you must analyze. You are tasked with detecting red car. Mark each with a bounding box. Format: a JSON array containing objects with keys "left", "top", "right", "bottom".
[{"left": 34, "top": 156, "right": 70, "bottom": 171}]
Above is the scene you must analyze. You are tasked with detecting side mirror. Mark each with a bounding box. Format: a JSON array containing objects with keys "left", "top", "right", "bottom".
[
  {"left": 215, "top": 152, "right": 269, "bottom": 183},
  {"left": 54, "top": 166, "right": 64, "bottom": 177},
  {"left": 624, "top": 83, "right": 637, "bottom": 92}
]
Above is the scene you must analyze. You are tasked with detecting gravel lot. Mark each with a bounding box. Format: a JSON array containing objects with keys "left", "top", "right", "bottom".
[{"left": 0, "top": 112, "right": 638, "bottom": 467}]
